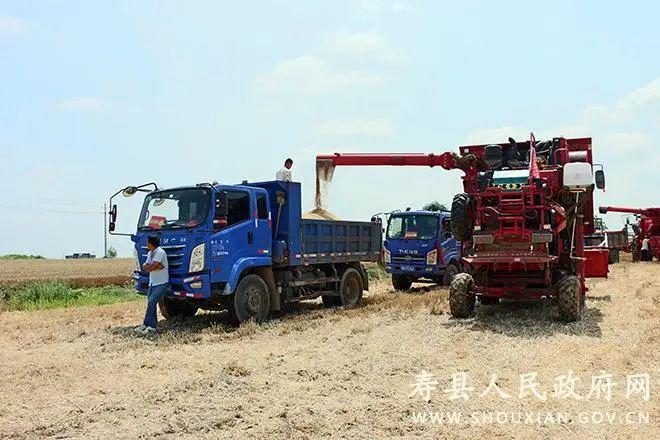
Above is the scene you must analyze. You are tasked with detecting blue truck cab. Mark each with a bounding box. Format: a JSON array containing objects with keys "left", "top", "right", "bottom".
[
  {"left": 383, "top": 210, "right": 462, "bottom": 290},
  {"left": 109, "top": 181, "right": 382, "bottom": 324}
]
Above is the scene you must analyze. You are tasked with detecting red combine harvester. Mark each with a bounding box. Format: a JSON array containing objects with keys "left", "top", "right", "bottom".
[
  {"left": 598, "top": 206, "right": 660, "bottom": 261},
  {"left": 317, "top": 135, "right": 607, "bottom": 321}
]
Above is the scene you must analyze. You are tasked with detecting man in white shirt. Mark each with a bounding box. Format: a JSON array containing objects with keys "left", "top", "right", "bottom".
[
  {"left": 135, "top": 235, "right": 170, "bottom": 334},
  {"left": 276, "top": 158, "right": 293, "bottom": 181},
  {"left": 641, "top": 236, "right": 650, "bottom": 261}
]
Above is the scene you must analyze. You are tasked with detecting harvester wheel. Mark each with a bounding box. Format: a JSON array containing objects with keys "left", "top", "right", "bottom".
[
  {"left": 339, "top": 268, "right": 363, "bottom": 307},
  {"left": 608, "top": 249, "right": 620, "bottom": 264},
  {"left": 449, "top": 273, "right": 475, "bottom": 318},
  {"left": 392, "top": 274, "right": 413, "bottom": 291},
  {"left": 442, "top": 263, "right": 460, "bottom": 286},
  {"left": 158, "top": 297, "right": 198, "bottom": 320},
  {"left": 555, "top": 275, "right": 583, "bottom": 322},
  {"left": 451, "top": 193, "right": 474, "bottom": 242},
  {"left": 228, "top": 274, "right": 270, "bottom": 324}
]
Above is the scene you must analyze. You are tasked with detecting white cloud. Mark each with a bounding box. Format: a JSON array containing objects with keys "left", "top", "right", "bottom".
[
  {"left": 0, "top": 16, "right": 28, "bottom": 32},
  {"left": 313, "top": 118, "right": 394, "bottom": 137},
  {"left": 621, "top": 77, "right": 660, "bottom": 107},
  {"left": 257, "top": 56, "right": 383, "bottom": 93},
  {"left": 325, "top": 30, "right": 397, "bottom": 63},
  {"left": 57, "top": 97, "right": 104, "bottom": 110}
]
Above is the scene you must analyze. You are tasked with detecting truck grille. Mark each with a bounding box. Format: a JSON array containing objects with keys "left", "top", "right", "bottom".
[
  {"left": 141, "top": 245, "right": 186, "bottom": 272},
  {"left": 392, "top": 255, "right": 425, "bottom": 264}
]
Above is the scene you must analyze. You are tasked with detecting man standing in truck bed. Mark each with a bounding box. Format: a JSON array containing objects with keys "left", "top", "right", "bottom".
[
  {"left": 135, "top": 235, "right": 169, "bottom": 334},
  {"left": 276, "top": 158, "right": 293, "bottom": 181}
]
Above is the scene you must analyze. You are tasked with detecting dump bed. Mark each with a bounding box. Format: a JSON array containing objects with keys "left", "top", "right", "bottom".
[
  {"left": 250, "top": 180, "right": 382, "bottom": 267},
  {"left": 301, "top": 219, "right": 382, "bottom": 265}
]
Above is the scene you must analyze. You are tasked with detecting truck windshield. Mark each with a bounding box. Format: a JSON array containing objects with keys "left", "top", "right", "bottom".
[
  {"left": 138, "top": 188, "right": 211, "bottom": 230},
  {"left": 387, "top": 215, "right": 438, "bottom": 240}
]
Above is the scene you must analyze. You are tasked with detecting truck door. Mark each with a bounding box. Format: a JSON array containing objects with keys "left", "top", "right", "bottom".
[
  {"left": 211, "top": 190, "right": 259, "bottom": 281},
  {"left": 439, "top": 219, "right": 460, "bottom": 266},
  {"left": 254, "top": 191, "right": 272, "bottom": 255}
]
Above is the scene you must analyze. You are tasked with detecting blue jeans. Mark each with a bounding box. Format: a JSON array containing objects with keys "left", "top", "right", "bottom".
[{"left": 143, "top": 283, "right": 172, "bottom": 328}]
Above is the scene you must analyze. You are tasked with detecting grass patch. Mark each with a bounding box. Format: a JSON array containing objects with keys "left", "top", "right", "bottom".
[
  {"left": 365, "top": 263, "right": 389, "bottom": 282},
  {"left": 0, "top": 254, "right": 45, "bottom": 260},
  {"left": 0, "top": 282, "right": 140, "bottom": 311}
]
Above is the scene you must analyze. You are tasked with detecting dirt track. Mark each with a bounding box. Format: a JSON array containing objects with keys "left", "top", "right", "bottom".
[{"left": 0, "top": 260, "right": 658, "bottom": 439}]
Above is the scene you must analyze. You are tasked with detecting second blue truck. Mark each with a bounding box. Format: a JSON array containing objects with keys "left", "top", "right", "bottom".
[{"left": 383, "top": 210, "right": 462, "bottom": 290}]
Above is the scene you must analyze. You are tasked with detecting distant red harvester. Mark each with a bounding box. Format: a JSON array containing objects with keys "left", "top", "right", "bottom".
[
  {"left": 599, "top": 206, "right": 660, "bottom": 261},
  {"left": 317, "top": 135, "right": 608, "bottom": 321}
]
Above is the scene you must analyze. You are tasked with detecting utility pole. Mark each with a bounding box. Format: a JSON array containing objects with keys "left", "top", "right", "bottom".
[{"left": 103, "top": 203, "right": 108, "bottom": 258}]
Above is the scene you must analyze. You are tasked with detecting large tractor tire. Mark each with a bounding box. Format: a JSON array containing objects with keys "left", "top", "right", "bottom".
[
  {"left": 392, "top": 274, "right": 413, "bottom": 291},
  {"left": 555, "top": 275, "right": 583, "bottom": 322},
  {"left": 608, "top": 249, "right": 620, "bottom": 264},
  {"left": 228, "top": 274, "right": 270, "bottom": 324},
  {"left": 442, "top": 262, "right": 460, "bottom": 286},
  {"left": 158, "top": 297, "right": 198, "bottom": 320},
  {"left": 449, "top": 273, "right": 475, "bottom": 318},
  {"left": 451, "top": 193, "right": 474, "bottom": 242}
]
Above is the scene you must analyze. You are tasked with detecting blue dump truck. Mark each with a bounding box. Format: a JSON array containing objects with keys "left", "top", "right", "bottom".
[
  {"left": 108, "top": 181, "right": 381, "bottom": 324},
  {"left": 383, "top": 210, "right": 462, "bottom": 290}
]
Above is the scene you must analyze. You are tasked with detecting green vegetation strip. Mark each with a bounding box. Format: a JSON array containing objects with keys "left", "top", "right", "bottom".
[
  {"left": 0, "top": 282, "right": 141, "bottom": 311},
  {"left": 365, "top": 263, "right": 389, "bottom": 282},
  {"left": 0, "top": 254, "right": 45, "bottom": 260}
]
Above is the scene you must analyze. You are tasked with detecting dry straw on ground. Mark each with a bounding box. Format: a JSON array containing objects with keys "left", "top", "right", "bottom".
[{"left": 0, "top": 259, "right": 658, "bottom": 439}]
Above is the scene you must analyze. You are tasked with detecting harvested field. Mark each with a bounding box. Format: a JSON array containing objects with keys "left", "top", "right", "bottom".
[
  {"left": 0, "top": 258, "right": 134, "bottom": 288},
  {"left": 0, "top": 260, "right": 658, "bottom": 439}
]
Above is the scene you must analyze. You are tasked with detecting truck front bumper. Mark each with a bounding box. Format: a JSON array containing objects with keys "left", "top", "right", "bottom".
[
  {"left": 133, "top": 270, "right": 212, "bottom": 298},
  {"left": 385, "top": 264, "right": 442, "bottom": 276}
]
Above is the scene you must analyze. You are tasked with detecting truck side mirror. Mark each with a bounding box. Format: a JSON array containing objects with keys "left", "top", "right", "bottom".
[
  {"left": 214, "top": 191, "right": 229, "bottom": 230},
  {"left": 108, "top": 204, "right": 117, "bottom": 232},
  {"left": 594, "top": 170, "right": 605, "bottom": 190}
]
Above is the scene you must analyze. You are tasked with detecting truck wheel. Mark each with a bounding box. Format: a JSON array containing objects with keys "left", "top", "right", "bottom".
[
  {"left": 339, "top": 268, "right": 363, "bottom": 307},
  {"left": 451, "top": 193, "right": 474, "bottom": 242},
  {"left": 555, "top": 275, "right": 583, "bottom": 322},
  {"left": 229, "top": 274, "right": 270, "bottom": 324},
  {"left": 158, "top": 297, "right": 198, "bottom": 320},
  {"left": 392, "top": 274, "right": 413, "bottom": 291},
  {"left": 449, "top": 273, "right": 475, "bottom": 318},
  {"left": 608, "top": 249, "right": 620, "bottom": 264},
  {"left": 442, "top": 262, "right": 460, "bottom": 286}
]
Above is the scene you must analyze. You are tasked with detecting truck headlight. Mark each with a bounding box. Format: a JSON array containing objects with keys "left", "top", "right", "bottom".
[
  {"left": 426, "top": 249, "right": 438, "bottom": 265},
  {"left": 189, "top": 243, "right": 205, "bottom": 273},
  {"left": 384, "top": 248, "right": 391, "bottom": 263}
]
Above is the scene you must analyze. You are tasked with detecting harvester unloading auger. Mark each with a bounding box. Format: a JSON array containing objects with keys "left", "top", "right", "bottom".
[
  {"left": 317, "top": 135, "right": 608, "bottom": 321},
  {"left": 599, "top": 206, "right": 660, "bottom": 261}
]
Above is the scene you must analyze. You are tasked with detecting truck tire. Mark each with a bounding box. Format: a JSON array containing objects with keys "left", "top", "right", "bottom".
[
  {"left": 339, "top": 268, "right": 363, "bottom": 307},
  {"left": 449, "top": 273, "right": 475, "bottom": 318},
  {"left": 555, "top": 275, "right": 583, "bottom": 322},
  {"left": 451, "top": 193, "right": 474, "bottom": 242},
  {"left": 392, "top": 274, "right": 413, "bottom": 291},
  {"left": 442, "top": 262, "right": 460, "bottom": 286},
  {"left": 608, "top": 249, "right": 620, "bottom": 264},
  {"left": 158, "top": 297, "right": 198, "bottom": 320},
  {"left": 229, "top": 274, "right": 270, "bottom": 324},
  {"left": 632, "top": 246, "right": 640, "bottom": 262}
]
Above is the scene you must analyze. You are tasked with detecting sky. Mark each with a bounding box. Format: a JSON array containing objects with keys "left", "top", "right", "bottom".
[{"left": 1, "top": 0, "right": 659, "bottom": 258}]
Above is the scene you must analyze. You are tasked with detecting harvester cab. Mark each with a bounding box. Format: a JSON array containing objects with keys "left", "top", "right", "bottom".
[{"left": 317, "top": 134, "right": 607, "bottom": 321}]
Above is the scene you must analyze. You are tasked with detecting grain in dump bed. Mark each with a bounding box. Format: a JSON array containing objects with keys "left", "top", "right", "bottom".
[{"left": 302, "top": 208, "right": 341, "bottom": 220}]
